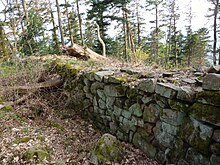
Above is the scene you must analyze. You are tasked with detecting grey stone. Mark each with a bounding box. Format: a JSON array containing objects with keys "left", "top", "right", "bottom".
[
  {"left": 155, "top": 83, "right": 179, "bottom": 98},
  {"left": 98, "top": 99, "right": 106, "bottom": 109},
  {"left": 160, "top": 108, "right": 186, "bottom": 126},
  {"left": 106, "top": 96, "right": 115, "bottom": 110},
  {"left": 122, "top": 118, "right": 136, "bottom": 132},
  {"left": 203, "top": 73, "right": 220, "bottom": 91},
  {"left": 132, "top": 131, "right": 157, "bottom": 158},
  {"left": 122, "top": 110, "right": 132, "bottom": 119},
  {"left": 91, "top": 82, "right": 104, "bottom": 94},
  {"left": 85, "top": 72, "right": 95, "bottom": 81},
  {"left": 113, "top": 106, "right": 122, "bottom": 117},
  {"left": 142, "top": 96, "right": 153, "bottom": 104},
  {"left": 104, "top": 85, "right": 127, "bottom": 97},
  {"left": 89, "top": 133, "right": 123, "bottom": 164},
  {"left": 83, "top": 78, "right": 91, "bottom": 86},
  {"left": 190, "top": 103, "right": 220, "bottom": 126},
  {"left": 109, "top": 122, "right": 118, "bottom": 134},
  {"left": 168, "top": 99, "right": 190, "bottom": 113},
  {"left": 182, "top": 78, "right": 196, "bottom": 84},
  {"left": 94, "top": 70, "right": 114, "bottom": 82},
  {"left": 213, "top": 130, "right": 220, "bottom": 142},
  {"left": 129, "top": 103, "right": 142, "bottom": 117},
  {"left": 180, "top": 117, "right": 213, "bottom": 155},
  {"left": 154, "top": 122, "right": 176, "bottom": 148},
  {"left": 207, "top": 65, "right": 220, "bottom": 73},
  {"left": 85, "top": 92, "right": 93, "bottom": 100},
  {"left": 93, "top": 97, "right": 98, "bottom": 106},
  {"left": 185, "top": 148, "right": 210, "bottom": 165},
  {"left": 210, "top": 143, "right": 220, "bottom": 155},
  {"left": 97, "top": 89, "right": 106, "bottom": 101},
  {"left": 177, "top": 159, "right": 190, "bottom": 165},
  {"left": 196, "top": 91, "right": 220, "bottom": 106},
  {"left": 129, "top": 131, "right": 134, "bottom": 143},
  {"left": 210, "top": 154, "right": 220, "bottom": 165},
  {"left": 138, "top": 78, "right": 157, "bottom": 93},
  {"left": 83, "top": 86, "right": 90, "bottom": 93},
  {"left": 177, "top": 86, "right": 195, "bottom": 102},
  {"left": 143, "top": 104, "right": 160, "bottom": 123},
  {"left": 116, "top": 131, "right": 126, "bottom": 141},
  {"left": 161, "top": 122, "right": 179, "bottom": 135}
]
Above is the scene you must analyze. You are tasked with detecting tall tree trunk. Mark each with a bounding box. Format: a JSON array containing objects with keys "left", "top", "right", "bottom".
[
  {"left": 21, "top": 0, "right": 29, "bottom": 23},
  {"left": 155, "top": 3, "right": 159, "bottom": 63},
  {"left": 123, "top": 10, "right": 128, "bottom": 60},
  {"left": 65, "top": 0, "right": 74, "bottom": 46},
  {"left": 49, "top": 0, "right": 59, "bottom": 51},
  {"left": 76, "top": 0, "right": 84, "bottom": 46},
  {"left": 213, "top": 0, "right": 219, "bottom": 66},
  {"left": 135, "top": 0, "right": 141, "bottom": 46},
  {"left": 55, "top": 0, "right": 65, "bottom": 46},
  {"left": 95, "top": 22, "right": 106, "bottom": 57}
]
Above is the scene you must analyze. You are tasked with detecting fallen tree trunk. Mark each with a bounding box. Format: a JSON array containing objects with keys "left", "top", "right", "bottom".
[{"left": 62, "top": 43, "right": 107, "bottom": 61}]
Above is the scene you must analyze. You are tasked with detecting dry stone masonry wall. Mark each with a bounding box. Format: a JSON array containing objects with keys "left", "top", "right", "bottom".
[{"left": 55, "top": 61, "right": 220, "bottom": 165}]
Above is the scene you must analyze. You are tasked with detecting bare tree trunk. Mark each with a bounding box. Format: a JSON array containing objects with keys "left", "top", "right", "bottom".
[
  {"left": 21, "top": 0, "right": 29, "bottom": 22},
  {"left": 155, "top": 3, "right": 159, "bottom": 63},
  {"left": 95, "top": 22, "right": 106, "bottom": 57},
  {"left": 16, "top": 0, "right": 24, "bottom": 31},
  {"left": 65, "top": 0, "right": 74, "bottom": 46},
  {"left": 76, "top": 0, "right": 84, "bottom": 46},
  {"left": 213, "top": 0, "right": 219, "bottom": 66},
  {"left": 135, "top": 0, "right": 141, "bottom": 46},
  {"left": 55, "top": 0, "right": 65, "bottom": 46},
  {"left": 123, "top": 10, "right": 128, "bottom": 60}
]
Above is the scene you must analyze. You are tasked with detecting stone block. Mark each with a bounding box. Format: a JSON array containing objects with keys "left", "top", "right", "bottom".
[
  {"left": 160, "top": 108, "right": 186, "bottom": 126},
  {"left": 113, "top": 106, "right": 122, "bottom": 117},
  {"left": 94, "top": 70, "right": 114, "bottom": 82},
  {"left": 155, "top": 82, "right": 179, "bottom": 99},
  {"left": 143, "top": 104, "right": 160, "bottom": 123},
  {"left": 122, "top": 110, "right": 132, "bottom": 119},
  {"left": 142, "top": 95, "right": 153, "bottom": 104},
  {"left": 213, "top": 130, "right": 220, "bottom": 142},
  {"left": 161, "top": 122, "right": 179, "bottom": 136},
  {"left": 196, "top": 91, "right": 220, "bottom": 106},
  {"left": 190, "top": 103, "right": 220, "bottom": 126},
  {"left": 185, "top": 148, "right": 210, "bottom": 165},
  {"left": 168, "top": 99, "right": 190, "bottom": 113},
  {"left": 180, "top": 117, "right": 213, "bottom": 155},
  {"left": 129, "top": 103, "right": 142, "bottom": 117},
  {"left": 106, "top": 96, "right": 115, "bottom": 110},
  {"left": 177, "top": 86, "right": 195, "bottom": 102},
  {"left": 104, "top": 85, "right": 127, "bottom": 97},
  {"left": 97, "top": 89, "right": 106, "bottom": 101},
  {"left": 91, "top": 82, "right": 104, "bottom": 94},
  {"left": 210, "top": 154, "right": 220, "bottom": 165},
  {"left": 210, "top": 142, "right": 220, "bottom": 155},
  {"left": 138, "top": 78, "right": 157, "bottom": 93},
  {"left": 98, "top": 99, "right": 106, "bottom": 110},
  {"left": 203, "top": 73, "right": 220, "bottom": 91}
]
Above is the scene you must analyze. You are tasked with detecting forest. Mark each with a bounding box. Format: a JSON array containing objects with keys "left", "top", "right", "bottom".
[{"left": 0, "top": 0, "right": 219, "bottom": 67}]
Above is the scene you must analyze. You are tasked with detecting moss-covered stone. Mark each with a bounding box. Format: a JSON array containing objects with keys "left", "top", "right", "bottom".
[
  {"left": 196, "top": 91, "right": 220, "bottom": 106},
  {"left": 190, "top": 102, "right": 220, "bottom": 126},
  {"left": 22, "top": 148, "right": 50, "bottom": 161},
  {"left": 126, "top": 88, "right": 138, "bottom": 99},
  {"left": 104, "top": 85, "right": 127, "bottom": 97},
  {"left": 90, "top": 133, "right": 123, "bottom": 164},
  {"left": 168, "top": 99, "right": 190, "bottom": 113},
  {"left": 1, "top": 105, "right": 13, "bottom": 111},
  {"left": 210, "top": 142, "right": 220, "bottom": 155}
]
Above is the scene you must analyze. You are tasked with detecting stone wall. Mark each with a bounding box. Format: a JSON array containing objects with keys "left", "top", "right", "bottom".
[{"left": 55, "top": 61, "right": 220, "bottom": 165}]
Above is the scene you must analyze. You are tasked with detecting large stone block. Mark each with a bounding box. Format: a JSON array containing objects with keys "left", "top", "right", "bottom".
[
  {"left": 177, "top": 86, "right": 195, "bottom": 103},
  {"left": 106, "top": 96, "right": 115, "bottom": 110},
  {"left": 185, "top": 148, "right": 210, "bottom": 165},
  {"left": 179, "top": 117, "right": 213, "bottom": 155},
  {"left": 94, "top": 70, "right": 114, "bottom": 82},
  {"left": 129, "top": 103, "right": 142, "bottom": 117},
  {"left": 138, "top": 78, "right": 157, "bottom": 93},
  {"left": 160, "top": 108, "right": 186, "bottom": 126},
  {"left": 156, "top": 83, "right": 179, "bottom": 99},
  {"left": 203, "top": 73, "right": 220, "bottom": 91},
  {"left": 104, "top": 85, "right": 127, "bottom": 97},
  {"left": 196, "top": 91, "right": 220, "bottom": 106},
  {"left": 210, "top": 154, "right": 220, "bottom": 165},
  {"left": 143, "top": 104, "right": 160, "bottom": 123},
  {"left": 190, "top": 102, "right": 220, "bottom": 126}
]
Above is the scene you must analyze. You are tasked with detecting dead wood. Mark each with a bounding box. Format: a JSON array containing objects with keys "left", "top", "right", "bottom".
[{"left": 62, "top": 43, "right": 107, "bottom": 61}]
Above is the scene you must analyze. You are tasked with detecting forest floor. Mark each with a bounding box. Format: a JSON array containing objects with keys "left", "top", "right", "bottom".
[{"left": 0, "top": 58, "right": 158, "bottom": 165}]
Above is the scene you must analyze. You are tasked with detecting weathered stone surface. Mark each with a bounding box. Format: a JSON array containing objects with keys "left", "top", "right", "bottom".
[
  {"left": 94, "top": 70, "right": 114, "bottom": 82},
  {"left": 182, "top": 78, "right": 196, "bottom": 84},
  {"left": 161, "top": 122, "right": 179, "bottom": 135},
  {"left": 177, "top": 86, "right": 195, "bottom": 102},
  {"left": 85, "top": 72, "right": 95, "bottom": 81},
  {"left": 180, "top": 117, "right": 213, "bottom": 155},
  {"left": 122, "top": 109, "right": 132, "bottom": 119},
  {"left": 155, "top": 83, "right": 179, "bottom": 99},
  {"left": 109, "top": 122, "right": 117, "bottom": 134},
  {"left": 83, "top": 86, "right": 90, "bottom": 93},
  {"left": 168, "top": 99, "right": 190, "bottom": 113},
  {"left": 210, "top": 143, "right": 220, "bottom": 155},
  {"left": 98, "top": 99, "right": 106, "bottom": 109},
  {"left": 83, "top": 78, "right": 91, "bottom": 87},
  {"left": 113, "top": 106, "right": 122, "bottom": 117},
  {"left": 213, "top": 130, "right": 220, "bottom": 142},
  {"left": 203, "top": 73, "right": 220, "bottom": 91},
  {"left": 143, "top": 104, "right": 160, "bottom": 123},
  {"left": 190, "top": 103, "right": 220, "bottom": 126},
  {"left": 142, "top": 95, "right": 153, "bottom": 104},
  {"left": 177, "top": 159, "right": 190, "bottom": 165},
  {"left": 126, "top": 88, "right": 138, "bottom": 99},
  {"left": 104, "top": 85, "right": 127, "bottom": 97},
  {"left": 122, "top": 118, "right": 136, "bottom": 132},
  {"left": 89, "top": 133, "right": 123, "bottom": 164},
  {"left": 138, "top": 78, "right": 157, "bottom": 93},
  {"left": 97, "top": 89, "right": 106, "bottom": 101},
  {"left": 106, "top": 96, "right": 115, "bottom": 110},
  {"left": 91, "top": 82, "right": 104, "bottom": 94},
  {"left": 210, "top": 154, "right": 220, "bottom": 165},
  {"left": 185, "top": 148, "right": 210, "bottom": 165},
  {"left": 154, "top": 122, "right": 176, "bottom": 148},
  {"left": 129, "top": 103, "right": 142, "bottom": 117},
  {"left": 132, "top": 128, "right": 157, "bottom": 158},
  {"left": 207, "top": 65, "right": 220, "bottom": 73},
  {"left": 160, "top": 108, "right": 186, "bottom": 126},
  {"left": 196, "top": 91, "right": 220, "bottom": 106}
]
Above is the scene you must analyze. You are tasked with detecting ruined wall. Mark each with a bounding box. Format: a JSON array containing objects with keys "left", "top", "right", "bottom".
[{"left": 55, "top": 61, "right": 220, "bottom": 165}]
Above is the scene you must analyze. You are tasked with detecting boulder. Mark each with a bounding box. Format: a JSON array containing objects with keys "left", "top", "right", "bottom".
[
  {"left": 89, "top": 134, "right": 123, "bottom": 165},
  {"left": 203, "top": 73, "right": 220, "bottom": 91}
]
